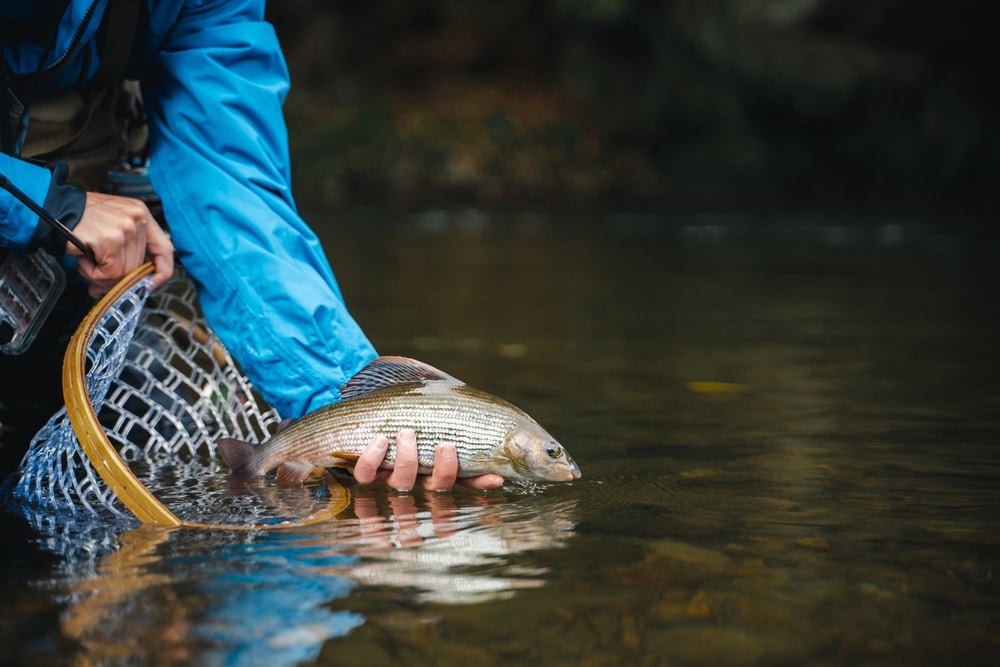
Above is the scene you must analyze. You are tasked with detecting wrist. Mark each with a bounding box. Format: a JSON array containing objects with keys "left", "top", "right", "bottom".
[{"left": 32, "top": 161, "right": 86, "bottom": 256}]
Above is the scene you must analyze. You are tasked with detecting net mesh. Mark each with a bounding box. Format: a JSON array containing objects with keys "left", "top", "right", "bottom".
[{"left": 5, "top": 272, "right": 297, "bottom": 534}]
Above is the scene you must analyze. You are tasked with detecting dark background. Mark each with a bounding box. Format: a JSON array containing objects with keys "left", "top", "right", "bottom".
[{"left": 266, "top": 0, "right": 998, "bottom": 224}]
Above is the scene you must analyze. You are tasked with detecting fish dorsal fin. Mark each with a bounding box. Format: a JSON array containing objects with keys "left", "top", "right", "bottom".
[{"left": 339, "top": 355, "right": 461, "bottom": 399}]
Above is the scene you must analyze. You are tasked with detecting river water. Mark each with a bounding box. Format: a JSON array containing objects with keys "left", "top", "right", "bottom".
[{"left": 1, "top": 210, "right": 998, "bottom": 666}]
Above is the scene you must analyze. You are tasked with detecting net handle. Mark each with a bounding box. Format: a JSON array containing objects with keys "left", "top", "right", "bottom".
[
  {"left": 62, "top": 262, "right": 182, "bottom": 525},
  {"left": 62, "top": 262, "right": 350, "bottom": 528}
]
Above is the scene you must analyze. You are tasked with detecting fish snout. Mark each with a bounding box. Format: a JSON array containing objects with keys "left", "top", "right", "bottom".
[{"left": 544, "top": 440, "right": 581, "bottom": 481}]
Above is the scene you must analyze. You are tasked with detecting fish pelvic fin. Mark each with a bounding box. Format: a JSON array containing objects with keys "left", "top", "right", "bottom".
[
  {"left": 217, "top": 437, "right": 259, "bottom": 478},
  {"left": 339, "top": 355, "right": 461, "bottom": 399},
  {"left": 276, "top": 461, "right": 325, "bottom": 486}
]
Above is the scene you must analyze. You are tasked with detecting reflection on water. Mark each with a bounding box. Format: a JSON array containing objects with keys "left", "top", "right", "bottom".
[
  {"left": 52, "top": 488, "right": 577, "bottom": 666},
  {"left": 2, "top": 211, "right": 999, "bottom": 666},
  {"left": 340, "top": 491, "right": 577, "bottom": 604}
]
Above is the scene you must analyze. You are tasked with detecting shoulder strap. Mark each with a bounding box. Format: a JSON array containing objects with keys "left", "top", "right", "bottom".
[
  {"left": 91, "top": 0, "right": 142, "bottom": 87},
  {"left": 0, "top": 55, "right": 12, "bottom": 153}
]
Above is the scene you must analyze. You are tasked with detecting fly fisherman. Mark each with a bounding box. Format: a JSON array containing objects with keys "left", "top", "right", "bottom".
[{"left": 0, "top": 0, "right": 503, "bottom": 491}]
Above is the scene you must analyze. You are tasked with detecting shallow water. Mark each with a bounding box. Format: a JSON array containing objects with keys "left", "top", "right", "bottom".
[{"left": 1, "top": 211, "right": 998, "bottom": 666}]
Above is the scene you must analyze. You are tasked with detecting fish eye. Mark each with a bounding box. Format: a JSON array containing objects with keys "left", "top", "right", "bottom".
[{"left": 545, "top": 444, "right": 563, "bottom": 459}]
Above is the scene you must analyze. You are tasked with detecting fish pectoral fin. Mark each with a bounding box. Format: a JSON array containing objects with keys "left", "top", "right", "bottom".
[
  {"left": 328, "top": 451, "right": 361, "bottom": 464},
  {"left": 465, "top": 450, "right": 514, "bottom": 476},
  {"left": 276, "top": 461, "right": 325, "bottom": 486}
]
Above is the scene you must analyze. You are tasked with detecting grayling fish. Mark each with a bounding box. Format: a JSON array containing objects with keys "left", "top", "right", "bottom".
[{"left": 218, "top": 356, "right": 581, "bottom": 484}]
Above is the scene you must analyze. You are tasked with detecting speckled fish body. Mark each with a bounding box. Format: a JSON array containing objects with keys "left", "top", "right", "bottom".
[{"left": 218, "top": 356, "right": 581, "bottom": 484}]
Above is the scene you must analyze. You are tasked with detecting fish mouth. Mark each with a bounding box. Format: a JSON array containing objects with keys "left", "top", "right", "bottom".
[
  {"left": 563, "top": 454, "right": 582, "bottom": 481},
  {"left": 542, "top": 465, "right": 581, "bottom": 483}
]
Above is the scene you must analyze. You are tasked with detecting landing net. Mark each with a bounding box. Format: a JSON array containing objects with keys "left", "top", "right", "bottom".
[{"left": 4, "top": 263, "right": 348, "bottom": 538}]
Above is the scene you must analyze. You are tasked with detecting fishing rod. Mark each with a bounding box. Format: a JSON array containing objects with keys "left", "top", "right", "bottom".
[{"left": 0, "top": 171, "right": 96, "bottom": 262}]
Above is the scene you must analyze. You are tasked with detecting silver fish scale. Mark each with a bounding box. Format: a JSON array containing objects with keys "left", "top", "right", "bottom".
[{"left": 257, "top": 382, "right": 527, "bottom": 475}]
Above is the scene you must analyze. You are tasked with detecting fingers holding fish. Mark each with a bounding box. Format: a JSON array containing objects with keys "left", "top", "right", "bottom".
[
  {"left": 351, "top": 434, "right": 391, "bottom": 485},
  {"left": 384, "top": 429, "right": 420, "bottom": 491},
  {"left": 421, "top": 446, "right": 509, "bottom": 492},
  {"left": 352, "top": 432, "right": 507, "bottom": 491},
  {"left": 456, "top": 472, "right": 506, "bottom": 491},
  {"left": 418, "top": 443, "right": 459, "bottom": 492},
  {"left": 352, "top": 429, "right": 421, "bottom": 491}
]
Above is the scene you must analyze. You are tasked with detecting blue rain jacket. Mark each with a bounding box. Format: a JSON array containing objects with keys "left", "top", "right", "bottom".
[{"left": 0, "top": 0, "right": 377, "bottom": 417}]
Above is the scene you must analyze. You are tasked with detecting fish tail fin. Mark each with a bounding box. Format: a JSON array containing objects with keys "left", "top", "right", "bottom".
[{"left": 217, "top": 437, "right": 259, "bottom": 478}]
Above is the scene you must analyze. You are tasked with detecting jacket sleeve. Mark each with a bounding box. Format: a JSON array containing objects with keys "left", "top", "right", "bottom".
[
  {"left": 141, "top": 0, "right": 377, "bottom": 418},
  {"left": 0, "top": 154, "right": 52, "bottom": 251},
  {"left": 0, "top": 155, "right": 87, "bottom": 255}
]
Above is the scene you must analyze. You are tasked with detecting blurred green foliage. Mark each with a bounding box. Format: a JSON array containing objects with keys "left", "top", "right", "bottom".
[{"left": 269, "top": 0, "right": 997, "bottom": 215}]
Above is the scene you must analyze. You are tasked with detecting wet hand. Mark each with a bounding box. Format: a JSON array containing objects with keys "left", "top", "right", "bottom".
[
  {"left": 352, "top": 429, "right": 505, "bottom": 491},
  {"left": 70, "top": 192, "right": 175, "bottom": 297}
]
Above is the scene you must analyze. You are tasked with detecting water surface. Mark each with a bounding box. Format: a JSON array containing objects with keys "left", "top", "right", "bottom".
[{"left": 1, "top": 211, "right": 998, "bottom": 666}]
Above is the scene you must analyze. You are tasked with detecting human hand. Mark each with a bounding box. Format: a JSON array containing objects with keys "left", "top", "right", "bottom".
[
  {"left": 70, "top": 192, "right": 174, "bottom": 297},
  {"left": 351, "top": 429, "right": 505, "bottom": 492}
]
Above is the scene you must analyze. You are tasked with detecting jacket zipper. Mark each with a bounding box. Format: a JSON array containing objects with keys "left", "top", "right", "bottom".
[
  {"left": 3, "top": 0, "right": 101, "bottom": 156},
  {"left": 39, "top": 0, "right": 100, "bottom": 77}
]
